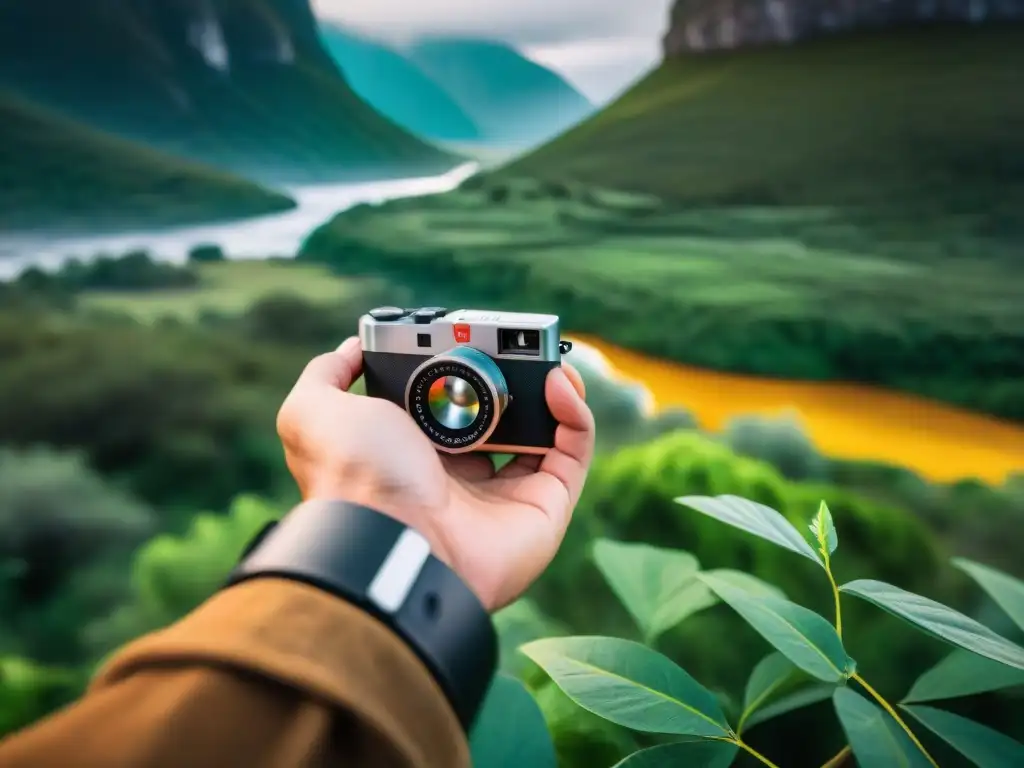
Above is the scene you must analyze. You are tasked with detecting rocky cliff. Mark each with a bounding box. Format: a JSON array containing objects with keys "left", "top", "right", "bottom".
[{"left": 664, "top": 0, "right": 1024, "bottom": 55}]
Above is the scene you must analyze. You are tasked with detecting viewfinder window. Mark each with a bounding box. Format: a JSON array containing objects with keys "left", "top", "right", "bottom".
[{"left": 499, "top": 328, "right": 540, "bottom": 356}]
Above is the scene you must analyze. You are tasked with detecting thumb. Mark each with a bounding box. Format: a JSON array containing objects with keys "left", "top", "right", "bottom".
[{"left": 297, "top": 337, "right": 364, "bottom": 392}]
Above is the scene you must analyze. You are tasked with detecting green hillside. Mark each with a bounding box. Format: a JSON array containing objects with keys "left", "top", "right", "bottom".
[
  {"left": 0, "top": 92, "right": 295, "bottom": 233},
  {"left": 298, "top": 27, "right": 1024, "bottom": 423},
  {"left": 504, "top": 26, "right": 1024, "bottom": 246},
  {"left": 0, "top": 0, "right": 458, "bottom": 183},
  {"left": 406, "top": 38, "right": 593, "bottom": 146},
  {"left": 320, "top": 26, "right": 481, "bottom": 143}
]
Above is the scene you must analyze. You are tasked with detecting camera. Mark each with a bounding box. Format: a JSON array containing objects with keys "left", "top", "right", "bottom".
[{"left": 359, "top": 306, "right": 571, "bottom": 454}]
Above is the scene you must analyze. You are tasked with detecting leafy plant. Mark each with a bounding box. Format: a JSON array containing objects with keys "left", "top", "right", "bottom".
[{"left": 510, "top": 494, "right": 1024, "bottom": 767}]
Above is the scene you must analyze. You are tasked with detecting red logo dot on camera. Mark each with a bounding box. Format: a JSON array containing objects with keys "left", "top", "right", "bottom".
[{"left": 453, "top": 324, "right": 471, "bottom": 344}]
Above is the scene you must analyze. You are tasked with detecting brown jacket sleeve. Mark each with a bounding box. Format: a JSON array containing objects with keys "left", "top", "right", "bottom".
[{"left": 0, "top": 578, "right": 469, "bottom": 768}]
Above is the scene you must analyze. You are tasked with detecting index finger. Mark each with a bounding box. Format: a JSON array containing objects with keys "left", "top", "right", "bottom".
[{"left": 297, "top": 336, "right": 364, "bottom": 392}]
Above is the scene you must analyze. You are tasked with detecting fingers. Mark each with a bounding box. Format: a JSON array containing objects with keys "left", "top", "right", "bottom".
[
  {"left": 297, "top": 336, "right": 364, "bottom": 392},
  {"left": 563, "top": 363, "right": 586, "bottom": 400},
  {"left": 540, "top": 366, "right": 595, "bottom": 507},
  {"left": 494, "top": 366, "right": 594, "bottom": 531}
]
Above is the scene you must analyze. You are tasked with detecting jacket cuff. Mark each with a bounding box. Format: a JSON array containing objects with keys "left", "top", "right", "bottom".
[{"left": 90, "top": 578, "right": 468, "bottom": 767}]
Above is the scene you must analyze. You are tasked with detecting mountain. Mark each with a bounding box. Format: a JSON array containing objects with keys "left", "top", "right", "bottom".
[
  {"left": 0, "top": 91, "right": 294, "bottom": 234},
  {"left": 404, "top": 38, "right": 594, "bottom": 147},
  {"left": 319, "top": 26, "right": 481, "bottom": 143},
  {"left": 0, "top": 0, "right": 458, "bottom": 184},
  {"left": 665, "top": 0, "right": 1024, "bottom": 54},
  {"left": 502, "top": 23, "right": 1024, "bottom": 246}
]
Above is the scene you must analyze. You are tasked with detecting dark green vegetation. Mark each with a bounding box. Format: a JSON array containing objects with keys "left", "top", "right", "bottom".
[
  {"left": 505, "top": 26, "right": 1024, "bottom": 240},
  {"left": 319, "top": 26, "right": 481, "bottom": 143},
  {"left": 0, "top": 258, "right": 1021, "bottom": 762},
  {"left": 300, "top": 26, "right": 1024, "bottom": 422},
  {"left": 0, "top": 0, "right": 457, "bottom": 184},
  {"left": 405, "top": 38, "right": 593, "bottom": 146},
  {"left": 0, "top": 92, "right": 295, "bottom": 233}
]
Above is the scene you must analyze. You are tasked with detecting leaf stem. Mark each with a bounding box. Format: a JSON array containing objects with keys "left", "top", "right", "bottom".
[
  {"left": 822, "top": 552, "right": 843, "bottom": 638},
  {"left": 820, "top": 745, "right": 852, "bottom": 768},
  {"left": 734, "top": 737, "right": 782, "bottom": 768},
  {"left": 851, "top": 673, "right": 938, "bottom": 768}
]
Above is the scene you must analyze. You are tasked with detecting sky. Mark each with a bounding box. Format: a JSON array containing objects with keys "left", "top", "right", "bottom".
[{"left": 310, "top": 0, "right": 676, "bottom": 104}]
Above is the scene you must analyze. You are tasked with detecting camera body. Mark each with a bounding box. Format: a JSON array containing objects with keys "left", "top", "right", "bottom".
[{"left": 359, "top": 307, "right": 565, "bottom": 454}]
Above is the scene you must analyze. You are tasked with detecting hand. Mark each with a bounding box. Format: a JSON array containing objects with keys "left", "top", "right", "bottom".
[{"left": 276, "top": 337, "right": 595, "bottom": 611}]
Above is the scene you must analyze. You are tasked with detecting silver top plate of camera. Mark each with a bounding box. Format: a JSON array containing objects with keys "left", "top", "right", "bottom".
[{"left": 359, "top": 308, "right": 561, "bottom": 361}]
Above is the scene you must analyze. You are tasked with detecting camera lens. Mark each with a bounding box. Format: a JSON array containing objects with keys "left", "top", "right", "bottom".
[
  {"left": 405, "top": 347, "right": 509, "bottom": 453},
  {"left": 428, "top": 375, "right": 480, "bottom": 429}
]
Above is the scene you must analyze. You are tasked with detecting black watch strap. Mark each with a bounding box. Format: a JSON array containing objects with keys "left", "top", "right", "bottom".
[{"left": 224, "top": 499, "right": 498, "bottom": 731}]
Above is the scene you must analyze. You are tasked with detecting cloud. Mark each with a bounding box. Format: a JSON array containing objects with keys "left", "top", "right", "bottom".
[{"left": 311, "top": 0, "right": 673, "bottom": 48}]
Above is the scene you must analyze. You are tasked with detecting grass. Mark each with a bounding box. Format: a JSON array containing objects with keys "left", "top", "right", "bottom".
[
  {"left": 82, "top": 261, "right": 366, "bottom": 322},
  {"left": 502, "top": 25, "right": 1024, "bottom": 251},
  {"left": 0, "top": 92, "right": 296, "bottom": 233}
]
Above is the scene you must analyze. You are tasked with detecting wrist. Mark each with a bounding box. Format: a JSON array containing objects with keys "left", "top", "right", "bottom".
[{"left": 226, "top": 499, "right": 498, "bottom": 731}]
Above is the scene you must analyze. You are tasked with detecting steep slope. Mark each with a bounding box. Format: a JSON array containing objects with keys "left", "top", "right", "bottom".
[
  {"left": 0, "top": 0, "right": 458, "bottom": 183},
  {"left": 405, "top": 38, "right": 593, "bottom": 147},
  {"left": 503, "top": 25, "right": 1024, "bottom": 247},
  {"left": 319, "top": 26, "right": 481, "bottom": 143},
  {"left": 0, "top": 92, "right": 295, "bottom": 234}
]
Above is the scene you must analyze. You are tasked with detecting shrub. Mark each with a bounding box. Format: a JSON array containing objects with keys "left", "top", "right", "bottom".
[
  {"left": 0, "top": 657, "right": 83, "bottom": 739},
  {"left": 0, "top": 447, "right": 155, "bottom": 664},
  {"left": 723, "top": 411, "right": 827, "bottom": 481},
  {"left": 187, "top": 244, "right": 226, "bottom": 263},
  {"left": 83, "top": 496, "right": 282, "bottom": 657},
  {"left": 500, "top": 495, "right": 1024, "bottom": 767}
]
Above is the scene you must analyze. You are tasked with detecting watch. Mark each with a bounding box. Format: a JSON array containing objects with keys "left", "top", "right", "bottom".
[{"left": 224, "top": 499, "right": 498, "bottom": 731}]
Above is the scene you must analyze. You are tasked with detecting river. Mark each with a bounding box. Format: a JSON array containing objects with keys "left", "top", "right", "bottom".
[
  {"left": 1, "top": 161, "right": 1021, "bottom": 484},
  {"left": 0, "top": 162, "right": 480, "bottom": 279}
]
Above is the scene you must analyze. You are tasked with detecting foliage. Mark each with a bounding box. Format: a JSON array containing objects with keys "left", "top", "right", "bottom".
[
  {"left": 188, "top": 245, "right": 226, "bottom": 263},
  {"left": 0, "top": 305, "right": 306, "bottom": 511},
  {"left": 724, "top": 413, "right": 827, "bottom": 482},
  {"left": 9, "top": 251, "right": 199, "bottom": 297},
  {"left": 515, "top": 493, "right": 1024, "bottom": 767},
  {"left": 0, "top": 447, "right": 155, "bottom": 664},
  {"left": 0, "top": 657, "right": 83, "bottom": 739},
  {"left": 84, "top": 496, "right": 283, "bottom": 657}
]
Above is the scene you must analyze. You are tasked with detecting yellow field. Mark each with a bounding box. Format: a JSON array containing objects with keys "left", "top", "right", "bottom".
[
  {"left": 82, "top": 261, "right": 365, "bottom": 322},
  {"left": 570, "top": 335, "right": 1024, "bottom": 485}
]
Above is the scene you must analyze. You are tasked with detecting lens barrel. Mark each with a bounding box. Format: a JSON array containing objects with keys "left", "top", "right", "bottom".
[{"left": 405, "top": 347, "right": 509, "bottom": 453}]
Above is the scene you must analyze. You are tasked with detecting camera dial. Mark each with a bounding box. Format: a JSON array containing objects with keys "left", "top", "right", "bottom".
[{"left": 404, "top": 346, "right": 510, "bottom": 453}]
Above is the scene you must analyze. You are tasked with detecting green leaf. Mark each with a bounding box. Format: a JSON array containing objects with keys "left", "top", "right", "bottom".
[
  {"left": 700, "top": 572, "right": 854, "bottom": 683},
  {"left": 591, "top": 539, "right": 712, "bottom": 642},
  {"left": 903, "top": 705, "right": 1024, "bottom": 768},
  {"left": 702, "top": 569, "right": 787, "bottom": 601},
  {"left": 953, "top": 558, "right": 1024, "bottom": 633},
  {"left": 520, "top": 636, "right": 731, "bottom": 738},
  {"left": 675, "top": 495, "right": 822, "bottom": 566},
  {"left": 470, "top": 674, "right": 557, "bottom": 768},
  {"left": 833, "top": 688, "right": 931, "bottom": 768},
  {"left": 744, "top": 685, "right": 837, "bottom": 731},
  {"left": 742, "top": 653, "right": 796, "bottom": 723},
  {"left": 809, "top": 501, "right": 838, "bottom": 557},
  {"left": 903, "top": 649, "right": 1024, "bottom": 703},
  {"left": 841, "top": 579, "right": 1024, "bottom": 671},
  {"left": 611, "top": 740, "right": 738, "bottom": 768}
]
